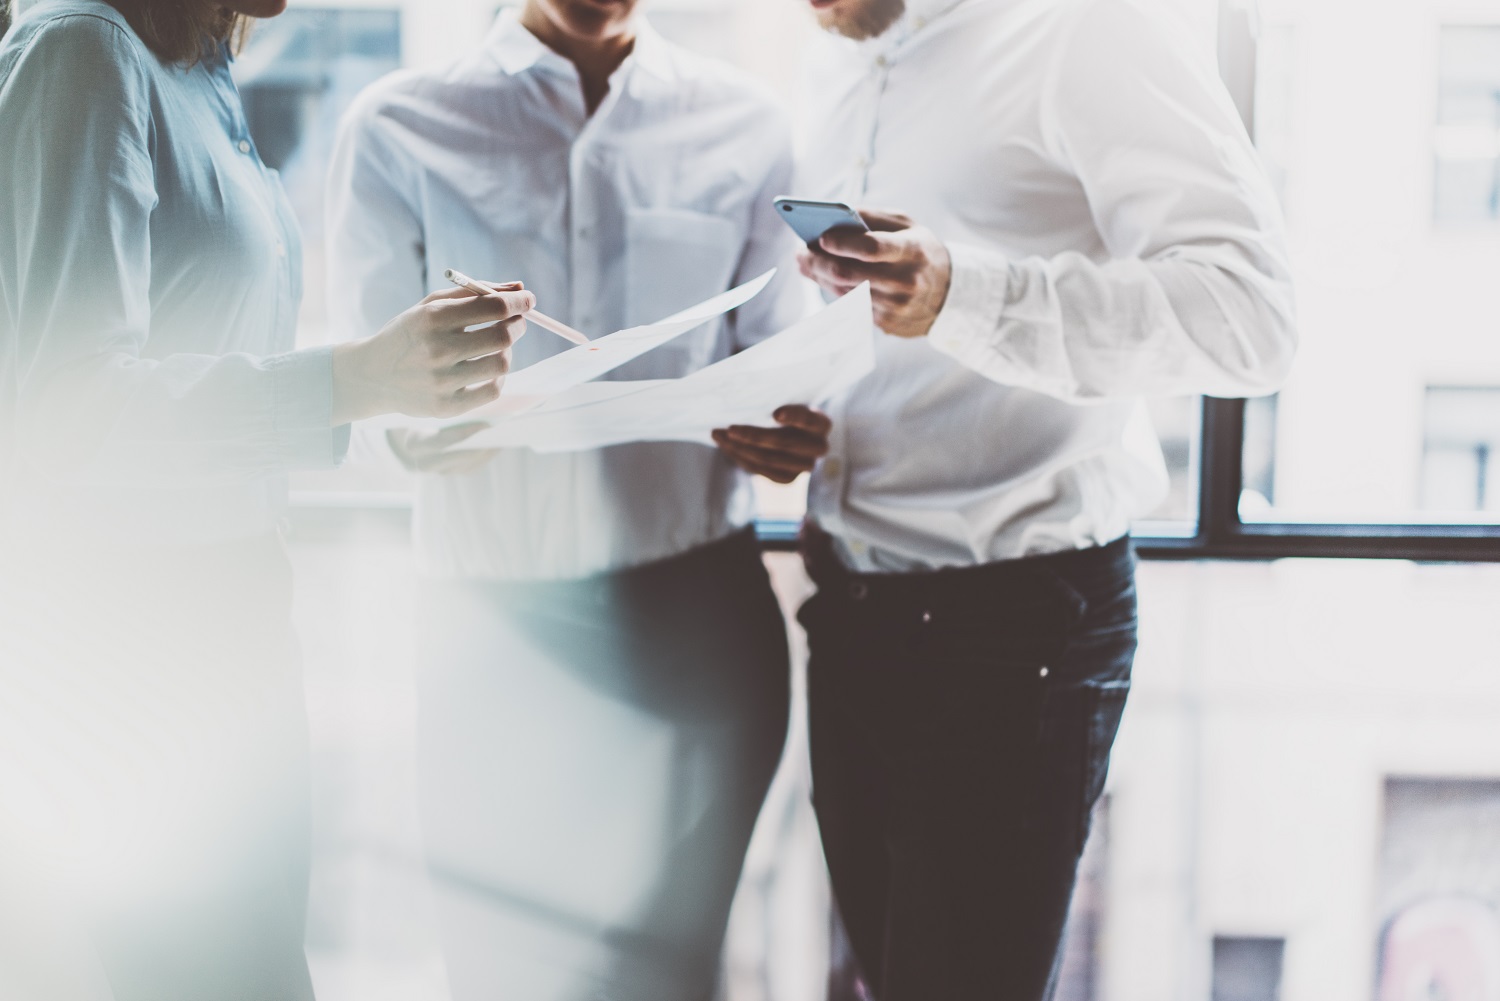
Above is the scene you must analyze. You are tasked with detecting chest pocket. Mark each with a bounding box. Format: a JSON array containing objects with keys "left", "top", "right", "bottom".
[{"left": 623, "top": 207, "right": 740, "bottom": 376}]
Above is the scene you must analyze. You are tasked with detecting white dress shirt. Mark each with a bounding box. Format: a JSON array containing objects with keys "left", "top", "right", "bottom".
[
  {"left": 799, "top": 0, "right": 1297, "bottom": 571},
  {"left": 327, "top": 10, "right": 804, "bottom": 581},
  {"left": 0, "top": 0, "right": 345, "bottom": 548}
]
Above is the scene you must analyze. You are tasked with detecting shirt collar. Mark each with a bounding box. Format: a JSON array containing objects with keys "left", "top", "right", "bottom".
[
  {"left": 485, "top": 7, "right": 675, "bottom": 85},
  {"left": 871, "top": 0, "right": 971, "bottom": 50},
  {"left": 486, "top": 8, "right": 573, "bottom": 77}
]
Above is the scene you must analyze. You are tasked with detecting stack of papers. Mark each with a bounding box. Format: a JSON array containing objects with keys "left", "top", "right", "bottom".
[{"left": 433, "top": 271, "right": 877, "bottom": 454}]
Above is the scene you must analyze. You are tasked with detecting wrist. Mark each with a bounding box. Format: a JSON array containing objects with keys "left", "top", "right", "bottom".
[
  {"left": 925, "top": 240, "right": 1008, "bottom": 350},
  {"left": 331, "top": 339, "right": 384, "bottom": 425}
]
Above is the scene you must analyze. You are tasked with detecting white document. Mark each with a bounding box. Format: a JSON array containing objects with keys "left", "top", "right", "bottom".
[
  {"left": 449, "top": 283, "right": 876, "bottom": 453},
  {"left": 428, "top": 269, "right": 778, "bottom": 422}
]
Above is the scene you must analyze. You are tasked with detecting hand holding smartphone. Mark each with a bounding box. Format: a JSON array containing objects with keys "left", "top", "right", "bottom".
[{"left": 773, "top": 197, "right": 870, "bottom": 245}]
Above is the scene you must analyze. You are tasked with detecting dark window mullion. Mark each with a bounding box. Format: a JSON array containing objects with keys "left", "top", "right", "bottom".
[{"left": 1200, "top": 396, "right": 1248, "bottom": 546}]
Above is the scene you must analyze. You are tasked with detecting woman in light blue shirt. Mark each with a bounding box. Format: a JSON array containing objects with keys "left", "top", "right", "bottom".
[{"left": 0, "top": 1, "right": 531, "bottom": 997}]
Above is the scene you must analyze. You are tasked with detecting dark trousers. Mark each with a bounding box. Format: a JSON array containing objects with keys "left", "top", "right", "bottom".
[{"left": 800, "top": 537, "right": 1137, "bottom": 1001}]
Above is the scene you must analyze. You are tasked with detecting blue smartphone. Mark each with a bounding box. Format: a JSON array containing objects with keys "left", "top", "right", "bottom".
[{"left": 773, "top": 197, "right": 870, "bottom": 245}]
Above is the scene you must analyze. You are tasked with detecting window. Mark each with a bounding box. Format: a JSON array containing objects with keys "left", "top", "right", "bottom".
[
  {"left": 1138, "top": 1, "right": 1500, "bottom": 561},
  {"left": 235, "top": 9, "right": 403, "bottom": 342},
  {"left": 1211, "top": 937, "right": 1285, "bottom": 1001},
  {"left": 1377, "top": 779, "right": 1500, "bottom": 998},
  {"left": 1434, "top": 27, "right": 1500, "bottom": 227},
  {"left": 1053, "top": 798, "right": 1110, "bottom": 1001},
  {"left": 1238, "top": 394, "right": 1279, "bottom": 516},
  {"left": 1422, "top": 387, "right": 1500, "bottom": 512},
  {"left": 251, "top": 6, "right": 1500, "bottom": 1001}
]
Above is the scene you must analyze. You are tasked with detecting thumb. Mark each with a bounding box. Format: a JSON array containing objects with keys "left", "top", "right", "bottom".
[
  {"left": 425, "top": 422, "right": 490, "bottom": 450},
  {"left": 856, "top": 208, "right": 916, "bottom": 232},
  {"left": 819, "top": 228, "right": 906, "bottom": 263}
]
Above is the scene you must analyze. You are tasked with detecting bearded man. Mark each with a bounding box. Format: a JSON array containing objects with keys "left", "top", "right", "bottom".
[{"left": 783, "top": 0, "right": 1296, "bottom": 996}]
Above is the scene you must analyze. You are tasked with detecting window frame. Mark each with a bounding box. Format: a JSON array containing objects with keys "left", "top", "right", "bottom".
[
  {"left": 766, "top": 1, "right": 1500, "bottom": 562},
  {"left": 758, "top": 396, "right": 1500, "bottom": 560},
  {"left": 276, "top": 0, "right": 1500, "bottom": 562}
]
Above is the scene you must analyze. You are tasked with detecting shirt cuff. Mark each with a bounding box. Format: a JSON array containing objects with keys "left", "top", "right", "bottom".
[
  {"left": 267, "top": 345, "right": 350, "bottom": 470},
  {"left": 926, "top": 241, "right": 1013, "bottom": 363}
]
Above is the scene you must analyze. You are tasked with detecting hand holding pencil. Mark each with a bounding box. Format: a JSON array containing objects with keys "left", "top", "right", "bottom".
[
  {"left": 330, "top": 282, "right": 534, "bottom": 423},
  {"left": 445, "top": 269, "right": 590, "bottom": 346}
]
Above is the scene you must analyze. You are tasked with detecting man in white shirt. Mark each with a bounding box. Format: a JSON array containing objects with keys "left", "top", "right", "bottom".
[
  {"left": 325, "top": 2, "right": 826, "bottom": 998},
  {"left": 771, "top": 0, "right": 1298, "bottom": 996}
]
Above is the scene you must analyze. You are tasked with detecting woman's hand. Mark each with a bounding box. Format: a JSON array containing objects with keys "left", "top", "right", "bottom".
[
  {"left": 331, "top": 283, "right": 534, "bottom": 424},
  {"left": 386, "top": 423, "right": 500, "bottom": 475}
]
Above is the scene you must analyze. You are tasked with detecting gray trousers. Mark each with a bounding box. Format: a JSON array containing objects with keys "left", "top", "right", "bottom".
[
  {"left": 414, "top": 529, "right": 790, "bottom": 1001},
  {"left": 0, "top": 537, "right": 315, "bottom": 1001}
]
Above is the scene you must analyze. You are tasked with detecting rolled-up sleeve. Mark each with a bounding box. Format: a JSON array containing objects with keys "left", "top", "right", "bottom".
[
  {"left": 0, "top": 14, "right": 343, "bottom": 488},
  {"left": 926, "top": 0, "right": 1297, "bottom": 402}
]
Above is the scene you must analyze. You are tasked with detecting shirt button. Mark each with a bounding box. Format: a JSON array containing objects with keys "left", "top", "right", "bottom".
[
  {"left": 874, "top": 54, "right": 890, "bottom": 69},
  {"left": 921, "top": 610, "right": 933, "bottom": 624},
  {"left": 276, "top": 241, "right": 287, "bottom": 258},
  {"left": 1039, "top": 666, "right": 1051, "bottom": 679},
  {"left": 855, "top": 155, "right": 870, "bottom": 171},
  {"left": 823, "top": 458, "right": 843, "bottom": 477},
  {"left": 237, "top": 139, "right": 252, "bottom": 154}
]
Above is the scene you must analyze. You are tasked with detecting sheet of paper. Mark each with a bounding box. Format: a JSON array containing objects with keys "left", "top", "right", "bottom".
[
  {"left": 449, "top": 283, "right": 876, "bottom": 453},
  {"left": 420, "top": 269, "right": 777, "bottom": 422}
]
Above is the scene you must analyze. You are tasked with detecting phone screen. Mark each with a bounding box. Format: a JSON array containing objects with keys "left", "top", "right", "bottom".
[{"left": 774, "top": 198, "right": 870, "bottom": 245}]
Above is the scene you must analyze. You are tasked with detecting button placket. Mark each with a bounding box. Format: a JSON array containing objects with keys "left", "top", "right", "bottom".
[
  {"left": 810, "top": 397, "right": 852, "bottom": 539},
  {"left": 568, "top": 141, "right": 593, "bottom": 335}
]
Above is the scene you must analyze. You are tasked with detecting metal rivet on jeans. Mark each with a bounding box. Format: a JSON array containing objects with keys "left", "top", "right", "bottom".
[
  {"left": 849, "top": 581, "right": 869, "bottom": 600},
  {"left": 921, "top": 610, "right": 932, "bottom": 624},
  {"left": 1039, "top": 666, "right": 1050, "bottom": 678}
]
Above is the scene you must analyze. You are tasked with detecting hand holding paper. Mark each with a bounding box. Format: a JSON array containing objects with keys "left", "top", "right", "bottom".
[
  {"left": 424, "top": 273, "right": 876, "bottom": 455},
  {"left": 712, "top": 406, "right": 832, "bottom": 484}
]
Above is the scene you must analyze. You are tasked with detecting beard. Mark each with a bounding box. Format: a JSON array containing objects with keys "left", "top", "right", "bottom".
[{"left": 816, "top": 0, "right": 907, "bottom": 41}]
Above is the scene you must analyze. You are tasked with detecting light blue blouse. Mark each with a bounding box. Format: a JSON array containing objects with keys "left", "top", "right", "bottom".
[{"left": 0, "top": 0, "right": 348, "bottom": 546}]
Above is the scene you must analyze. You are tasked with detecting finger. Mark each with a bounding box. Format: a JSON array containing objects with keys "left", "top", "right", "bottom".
[
  {"left": 714, "top": 442, "right": 804, "bottom": 483},
  {"left": 819, "top": 228, "right": 907, "bottom": 264},
  {"left": 440, "top": 379, "right": 503, "bottom": 417},
  {"left": 429, "top": 289, "right": 536, "bottom": 329},
  {"left": 802, "top": 247, "right": 885, "bottom": 287},
  {"left": 426, "top": 449, "right": 501, "bottom": 474},
  {"left": 712, "top": 432, "right": 816, "bottom": 480},
  {"left": 423, "top": 422, "right": 492, "bottom": 451},
  {"left": 448, "top": 316, "right": 527, "bottom": 363},
  {"left": 773, "top": 405, "right": 833, "bottom": 436},
  {"left": 719, "top": 424, "right": 829, "bottom": 459},
  {"left": 445, "top": 350, "right": 510, "bottom": 389},
  {"left": 384, "top": 427, "right": 415, "bottom": 462},
  {"left": 420, "top": 281, "right": 525, "bottom": 306},
  {"left": 420, "top": 285, "right": 485, "bottom": 304},
  {"left": 855, "top": 207, "right": 916, "bottom": 232}
]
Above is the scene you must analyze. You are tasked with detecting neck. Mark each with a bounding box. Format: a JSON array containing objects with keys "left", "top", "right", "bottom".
[{"left": 519, "top": 4, "right": 637, "bottom": 115}]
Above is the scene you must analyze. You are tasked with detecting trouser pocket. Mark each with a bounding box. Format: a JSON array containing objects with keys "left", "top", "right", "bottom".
[{"left": 1036, "top": 678, "right": 1132, "bottom": 857}]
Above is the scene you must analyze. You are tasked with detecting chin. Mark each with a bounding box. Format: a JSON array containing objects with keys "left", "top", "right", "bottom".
[
  {"left": 227, "top": 0, "right": 290, "bottom": 18},
  {"left": 812, "top": 0, "right": 905, "bottom": 40}
]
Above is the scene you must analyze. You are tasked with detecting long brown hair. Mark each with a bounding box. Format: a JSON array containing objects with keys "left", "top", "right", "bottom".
[{"left": 104, "top": 1, "right": 251, "bottom": 65}]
